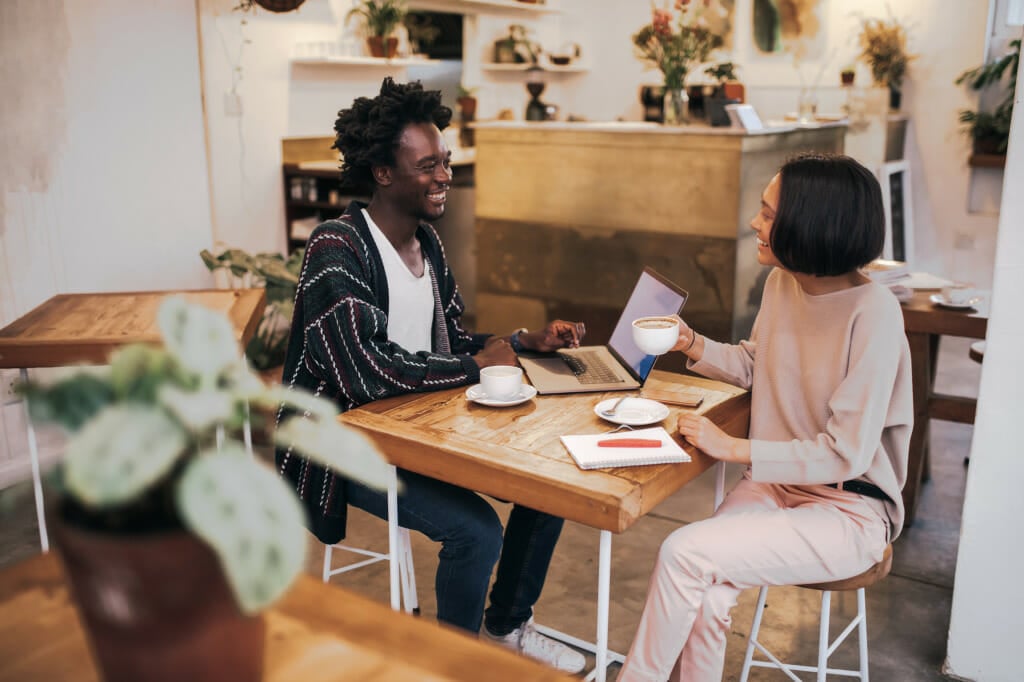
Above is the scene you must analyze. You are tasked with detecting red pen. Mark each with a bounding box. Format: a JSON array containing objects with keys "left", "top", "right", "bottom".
[{"left": 596, "top": 438, "right": 663, "bottom": 448}]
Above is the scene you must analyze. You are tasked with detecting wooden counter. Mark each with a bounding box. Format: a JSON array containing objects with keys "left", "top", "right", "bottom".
[{"left": 472, "top": 121, "right": 845, "bottom": 349}]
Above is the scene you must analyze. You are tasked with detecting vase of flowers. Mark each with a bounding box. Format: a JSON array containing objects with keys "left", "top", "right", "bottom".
[
  {"left": 633, "top": 0, "right": 723, "bottom": 125},
  {"left": 857, "top": 12, "right": 915, "bottom": 111}
]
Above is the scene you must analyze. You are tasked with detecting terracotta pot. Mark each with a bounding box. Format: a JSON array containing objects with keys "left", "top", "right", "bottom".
[
  {"left": 367, "top": 36, "right": 399, "bottom": 59},
  {"left": 52, "top": 519, "right": 265, "bottom": 682},
  {"left": 722, "top": 82, "right": 745, "bottom": 103},
  {"left": 456, "top": 96, "right": 477, "bottom": 119}
]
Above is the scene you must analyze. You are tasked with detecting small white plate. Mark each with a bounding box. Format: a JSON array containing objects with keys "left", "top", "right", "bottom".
[
  {"left": 466, "top": 383, "right": 537, "bottom": 407},
  {"left": 929, "top": 293, "right": 980, "bottom": 310},
  {"left": 594, "top": 397, "right": 670, "bottom": 426}
]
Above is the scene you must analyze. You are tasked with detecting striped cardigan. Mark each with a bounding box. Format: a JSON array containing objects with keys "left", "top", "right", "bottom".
[{"left": 276, "top": 202, "right": 489, "bottom": 544}]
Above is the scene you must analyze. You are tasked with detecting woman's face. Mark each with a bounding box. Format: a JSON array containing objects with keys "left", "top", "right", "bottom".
[{"left": 750, "top": 173, "right": 782, "bottom": 269}]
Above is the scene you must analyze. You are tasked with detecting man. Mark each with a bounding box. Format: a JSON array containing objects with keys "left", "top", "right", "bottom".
[{"left": 276, "top": 77, "right": 586, "bottom": 674}]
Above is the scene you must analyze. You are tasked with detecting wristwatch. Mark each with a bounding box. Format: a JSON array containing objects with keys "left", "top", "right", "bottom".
[{"left": 509, "top": 328, "right": 529, "bottom": 353}]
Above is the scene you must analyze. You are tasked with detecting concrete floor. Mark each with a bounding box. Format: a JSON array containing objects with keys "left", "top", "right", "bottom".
[{"left": 0, "top": 338, "right": 980, "bottom": 680}]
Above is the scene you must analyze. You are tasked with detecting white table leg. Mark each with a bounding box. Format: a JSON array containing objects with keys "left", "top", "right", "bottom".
[
  {"left": 21, "top": 369, "right": 48, "bottom": 553},
  {"left": 595, "top": 529, "right": 612, "bottom": 682},
  {"left": 714, "top": 460, "right": 726, "bottom": 511},
  {"left": 387, "top": 465, "right": 400, "bottom": 611}
]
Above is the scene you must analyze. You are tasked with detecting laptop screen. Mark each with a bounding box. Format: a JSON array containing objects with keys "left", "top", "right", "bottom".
[{"left": 607, "top": 269, "right": 689, "bottom": 380}]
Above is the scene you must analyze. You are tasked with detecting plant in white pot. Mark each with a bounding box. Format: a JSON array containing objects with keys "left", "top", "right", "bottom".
[{"left": 17, "top": 297, "right": 391, "bottom": 682}]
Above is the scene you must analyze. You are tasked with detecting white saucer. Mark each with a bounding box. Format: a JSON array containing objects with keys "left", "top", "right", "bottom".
[
  {"left": 594, "top": 397, "right": 670, "bottom": 426},
  {"left": 929, "top": 293, "right": 980, "bottom": 310},
  {"left": 466, "top": 384, "right": 537, "bottom": 407}
]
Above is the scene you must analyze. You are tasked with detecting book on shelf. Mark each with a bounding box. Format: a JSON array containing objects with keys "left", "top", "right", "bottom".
[
  {"left": 560, "top": 427, "right": 690, "bottom": 470},
  {"left": 289, "top": 216, "right": 320, "bottom": 241}
]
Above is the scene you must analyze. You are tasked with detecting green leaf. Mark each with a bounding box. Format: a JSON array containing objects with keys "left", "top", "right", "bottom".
[
  {"left": 177, "top": 448, "right": 307, "bottom": 614},
  {"left": 157, "top": 297, "right": 241, "bottom": 383},
  {"left": 64, "top": 405, "right": 187, "bottom": 507},
  {"left": 275, "top": 416, "right": 393, "bottom": 492},
  {"left": 21, "top": 372, "right": 116, "bottom": 432},
  {"left": 158, "top": 384, "right": 236, "bottom": 433}
]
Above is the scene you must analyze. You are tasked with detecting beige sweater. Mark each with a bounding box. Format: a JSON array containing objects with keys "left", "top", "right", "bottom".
[{"left": 690, "top": 268, "right": 914, "bottom": 537}]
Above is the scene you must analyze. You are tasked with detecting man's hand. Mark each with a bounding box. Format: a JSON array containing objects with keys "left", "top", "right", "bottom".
[
  {"left": 524, "top": 320, "right": 586, "bottom": 352},
  {"left": 676, "top": 414, "right": 751, "bottom": 464},
  {"left": 475, "top": 336, "right": 517, "bottom": 368}
]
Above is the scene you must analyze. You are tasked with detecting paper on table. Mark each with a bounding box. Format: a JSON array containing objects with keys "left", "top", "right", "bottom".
[
  {"left": 904, "top": 272, "right": 954, "bottom": 290},
  {"left": 560, "top": 427, "right": 690, "bottom": 470}
]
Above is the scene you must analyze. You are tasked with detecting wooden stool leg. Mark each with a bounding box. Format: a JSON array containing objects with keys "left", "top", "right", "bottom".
[
  {"left": 817, "top": 591, "right": 831, "bottom": 682},
  {"left": 740, "top": 587, "right": 769, "bottom": 681}
]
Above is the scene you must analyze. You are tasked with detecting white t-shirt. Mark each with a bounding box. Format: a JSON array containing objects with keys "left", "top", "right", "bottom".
[{"left": 363, "top": 209, "right": 434, "bottom": 353}]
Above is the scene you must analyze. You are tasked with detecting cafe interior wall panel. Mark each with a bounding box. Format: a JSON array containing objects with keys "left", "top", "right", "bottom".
[
  {"left": 476, "top": 131, "right": 742, "bottom": 239},
  {"left": 476, "top": 217, "right": 737, "bottom": 349}
]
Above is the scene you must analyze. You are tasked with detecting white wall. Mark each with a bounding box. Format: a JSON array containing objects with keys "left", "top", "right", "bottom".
[
  {"left": 200, "top": 0, "right": 1004, "bottom": 292},
  {"left": 557, "top": 0, "right": 1001, "bottom": 289},
  {"left": 945, "top": 23, "right": 1024, "bottom": 682},
  {"left": 0, "top": 0, "right": 214, "bottom": 482}
]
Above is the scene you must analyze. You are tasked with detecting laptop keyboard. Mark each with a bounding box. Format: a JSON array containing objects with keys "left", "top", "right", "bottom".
[{"left": 561, "top": 351, "right": 624, "bottom": 384}]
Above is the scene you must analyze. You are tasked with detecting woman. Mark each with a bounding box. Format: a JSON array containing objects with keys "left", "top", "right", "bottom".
[{"left": 619, "top": 153, "right": 913, "bottom": 681}]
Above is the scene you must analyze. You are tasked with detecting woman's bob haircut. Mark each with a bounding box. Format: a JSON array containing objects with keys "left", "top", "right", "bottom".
[{"left": 770, "top": 153, "right": 886, "bottom": 277}]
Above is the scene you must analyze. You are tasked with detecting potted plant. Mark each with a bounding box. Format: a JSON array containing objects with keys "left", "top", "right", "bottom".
[
  {"left": 702, "top": 61, "right": 743, "bottom": 126},
  {"left": 493, "top": 24, "right": 539, "bottom": 64},
  {"left": 840, "top": 64, "right": 856, "bottom": 86},
  {"left": 955, "top": 39, "right": 1019, "bottom": 158},
  {"left": 16, "top": 297, "right": 391, "bottom": 682},
  {"left": 857, "top": 13, "right": 915, "bottom": 110},
  {"left": 346, "top": 0, "right": 407, "bottom": 58},
  {"left": 200, "top": 247, "right": 304, "bottom": 379}
]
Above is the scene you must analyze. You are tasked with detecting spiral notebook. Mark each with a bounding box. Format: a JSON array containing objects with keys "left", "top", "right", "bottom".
[{"left": 560, "top": 427, "right": 690, "bottom": 470}]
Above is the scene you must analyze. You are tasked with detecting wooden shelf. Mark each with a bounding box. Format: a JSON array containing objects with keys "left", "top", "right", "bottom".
[
  {"left": 291, "top": 56, "right": 440, "bottom": 67},
  {"left": 407, "top": 0, "right": 559, "bottom": 14},
  {"left": 482, "top": 62, "right": 588, "bottom": 73},
  {"left": 968, "top": 153, "right": 1006, "bottom": 169}
]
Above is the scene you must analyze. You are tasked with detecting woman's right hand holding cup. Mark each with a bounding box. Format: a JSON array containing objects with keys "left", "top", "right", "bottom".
[{"left": 670, "top": 316, "right": 704, "bottom": 360}]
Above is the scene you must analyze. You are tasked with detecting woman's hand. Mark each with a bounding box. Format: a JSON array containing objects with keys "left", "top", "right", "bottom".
[
  {"left": 677, "top": 413, "right": 751, "bottom": 464},
  {"left": 669, "top": 316, "right": 704, "bottom": 360}
]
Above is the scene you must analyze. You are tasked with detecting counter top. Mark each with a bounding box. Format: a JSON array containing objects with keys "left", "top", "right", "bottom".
[
  {"left": 297, "top": 147, "right": 476, "bottom": 170},
  {"left": 472, "top": 119, "right": 847, "bottom": 136}
]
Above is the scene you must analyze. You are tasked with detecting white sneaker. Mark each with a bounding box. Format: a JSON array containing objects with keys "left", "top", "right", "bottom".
[{"left": 484, "top": 617, "right": 587, "bottom": 674}]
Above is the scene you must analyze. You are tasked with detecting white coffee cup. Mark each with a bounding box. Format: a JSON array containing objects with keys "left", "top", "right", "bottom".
[
  {"left": 632, "top": 316, "right": 680, "bottom": 356},
  {"left": 942, "top": 283, "right": 973, "bottom": 305},
  {"left": 479, "top": 366, "right": 523, "bottom": 401}
]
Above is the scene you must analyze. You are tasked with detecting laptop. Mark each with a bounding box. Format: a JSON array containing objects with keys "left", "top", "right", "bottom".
[{"left": 518, "top": 267, "right": 689, "bottom": 394}]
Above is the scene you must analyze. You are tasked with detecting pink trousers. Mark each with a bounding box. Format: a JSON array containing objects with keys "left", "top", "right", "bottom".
[{"left": 618, "top": 474, "right": 889, "bottom": 682}]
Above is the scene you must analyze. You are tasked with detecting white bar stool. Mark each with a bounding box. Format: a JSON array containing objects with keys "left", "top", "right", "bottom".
[
  {"left": 321, "top": 465, "right": 419, "bottom": 614},
  {"left": 740, "top": 544, "right": 893, "bottom": 682}
]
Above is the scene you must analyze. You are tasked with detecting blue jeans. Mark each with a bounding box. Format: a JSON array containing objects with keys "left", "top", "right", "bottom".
[{"left": 346, "top": 469, "right": 564, "bottom": 634}]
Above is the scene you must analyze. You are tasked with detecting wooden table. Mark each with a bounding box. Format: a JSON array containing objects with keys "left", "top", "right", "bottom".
[
  {"left": 340, "top": 369, "right": 751, "bottom": 681},
  {"left": 0, "top": 553, "right": 573, "bottom": 682},
  {"left": 0, "top": 289, "right": 267, "bottom": 552},
  {"left": 900, "top": 290, "right": 989, "bottom": 525},
  {"left": 0, "top": 289, "right": 266, "bottom": 368}
]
